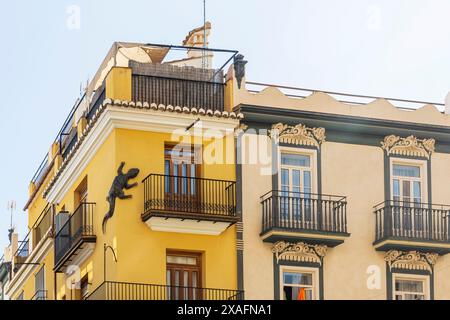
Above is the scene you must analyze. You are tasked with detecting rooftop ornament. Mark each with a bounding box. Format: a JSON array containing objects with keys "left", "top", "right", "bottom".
[{"left": 234, "top": 54, "right": 247, "bottom": 89}]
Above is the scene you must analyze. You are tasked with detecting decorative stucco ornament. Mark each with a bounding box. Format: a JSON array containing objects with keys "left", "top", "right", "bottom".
[
  {"left": 272, "top": 241, "right": 327, "bottom": 265},
  {"left": 381, "top": 135, "right": 435, "bottom": 159},
  {"left": 102, "top": 162, "right": 140, "bottom": 234},
  {"left": 234, "top": 54, "right": 247, "bottom": 90},
  {"left": 270, "top": 123, "right": 326, "bottom": 147},
  {"left": 384, "top": 250, "right": 439, "bottom": 273}
]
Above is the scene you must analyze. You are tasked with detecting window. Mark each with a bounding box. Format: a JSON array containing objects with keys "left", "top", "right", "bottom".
[
  {"left": 80, "top": 275, "right": 89, "bottom": 300},
  {"left": 392, "top": 164, "right": 422, "bottom": 205},
  {"left": 74, "top": 177, "right": 88, "bottom": 207},
  {"left": 34, "top": 266, "right": 45, "bottom": 300},
  {"left": 166, "top": 251, "right": 202, "bottom": 300},
  {"left": 280, "top": 153, "right": 312, "bottom": 195},
  {"left": 390, "top": 161, "right": 427, "bottom": 234},
  {"left": 393, "top": 275, "right": 429, "bottom": 300},
  {"left": 164, "top": 145, "right": 200, "bottom": 195},
  {"left": 280, "top": 266, "right": 319, "bottom": 300},
  {"left": 279, "top": 149, "right": 316, "bottom": 224}
]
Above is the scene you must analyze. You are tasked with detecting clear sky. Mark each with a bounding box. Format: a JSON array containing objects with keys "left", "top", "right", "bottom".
[{"left": 1, "top": 0, "right": 450, "bottom": 252}]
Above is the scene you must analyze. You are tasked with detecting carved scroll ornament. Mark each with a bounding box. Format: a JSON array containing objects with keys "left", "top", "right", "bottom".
[
  {"left": 381, "top": 135, "right": 435, "bottom": 159},
  {"left": 272, "top": 241, "right": 327, "bottom": 265},
  {"left": 270, "top": 123, "right": 326, "bottom": 148},
  {"left": 384, "top": 250, "right": 439, "bottom": 273}
]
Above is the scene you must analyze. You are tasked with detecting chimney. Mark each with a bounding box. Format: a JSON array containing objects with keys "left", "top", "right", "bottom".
[{"left": 446, "top": 92, "right": 450, "bottom": 115}]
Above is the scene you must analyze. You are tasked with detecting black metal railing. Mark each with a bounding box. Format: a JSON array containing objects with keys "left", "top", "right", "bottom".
[
  {"left": 261, "top": 191, "right": 348, "bottom": 234},
  {"left": 32, "top": 205, "right": 54, "bottom": 249},
  {"left": 13, "top": 205, "right": 55, "bottom": 274},
  {"left": 61, "top": 128, "right": 78, "bottom": 160},
  {"left": 143, "top": 174, "right": 236, "bottom": 218},
  {"left": 87, "top": 281, "right": 243, "bottom": 301},
  {"left": 54, "top": 203, "right": 95, "bottom": 265},
  {"left": 31, "top": 290, "right": 47, "bottom": 301},
  {"left": 87, "top": 87, "right": 106, "bottom": 121},
  {"left": 13, "top": 238, "right": 30, "bottom": 273},
  {"left": 374, "top": 200, "right": 450, "bottom": 243},
  {"left": 132, "top": 75, "right": 225, "bottom": 112}
]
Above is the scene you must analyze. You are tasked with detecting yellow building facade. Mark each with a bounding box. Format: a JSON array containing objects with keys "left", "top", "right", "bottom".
[{"left": 6, "top": 26, "right": 244, "bottom": 301}]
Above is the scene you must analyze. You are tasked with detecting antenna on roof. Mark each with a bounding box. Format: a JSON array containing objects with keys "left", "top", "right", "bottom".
[
  {"left": 202, "top": 0, "right": 207, "bottom": 69},
  {"left": 7, "top": 201, "right": 16, "bottom": 244}
]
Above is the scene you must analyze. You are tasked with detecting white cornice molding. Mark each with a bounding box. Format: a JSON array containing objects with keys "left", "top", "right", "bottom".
[{"left": 45, "top": 105, "right": 240, "bottom": 204}]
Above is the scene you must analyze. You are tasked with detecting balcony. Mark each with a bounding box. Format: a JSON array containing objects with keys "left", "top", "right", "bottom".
[
  {"left": 13, "top": 239, "right": 29, "bottom": 273},
  {"left": 86, "top": 281, "right": 244, "bottom": 300},
  {"left": 142, "top": 174, "right": 238, "bottom": 236},
  {"left": 260, "top": 191, "right": 350, "bottom": 246},
  {"left": 12, "top": 205, "right": 54, "bottom": 274},
  {"left": 54, "top": 203, "right": 96, "bottom": 272},
  {"left": 374, "top": 201, "right": 450, "bottom": 254},
  {"left": 31, "top": 290, "right": 47, "bottom": 301}
]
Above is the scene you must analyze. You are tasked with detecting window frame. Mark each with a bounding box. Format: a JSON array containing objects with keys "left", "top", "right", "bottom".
[
  {"left": 279, "top": 265, "right": 320, "bottom": 301},
  {"left": 389, "top": 158, "right": 428, "bottom": 204},
  {"left": 278, "top": 147, "right": 318, "bottom": 195},
  {"left": 392, "top": 273, "right": 430, "bottom": 300}
]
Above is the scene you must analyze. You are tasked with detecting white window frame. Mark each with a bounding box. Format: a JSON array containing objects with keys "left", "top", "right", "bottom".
[
  {"left": 390, "top": 158, "right": 428, "bottom": 203},
  {"left": 278, "top": 147, "right": 318, "bottom": 195},
  {"left": 392, "top": 273, "right": 430, "bottom": 300},
  {"left": 279, "top": 265, "right": 320, "bottom": 300}
]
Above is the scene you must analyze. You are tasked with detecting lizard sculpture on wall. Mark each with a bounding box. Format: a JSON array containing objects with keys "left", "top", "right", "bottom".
[{"left": 102, "top": 162, "right": 140, "bottom": 234}]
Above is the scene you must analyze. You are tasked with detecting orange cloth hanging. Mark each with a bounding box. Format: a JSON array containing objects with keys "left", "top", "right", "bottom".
[{"left": 297, "top": 288, "right": 306, "bottom": 300}]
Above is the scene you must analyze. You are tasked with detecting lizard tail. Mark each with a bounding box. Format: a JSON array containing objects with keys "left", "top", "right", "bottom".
[{"left": 102, "top": 197, "right": 115, "bottom": 234}]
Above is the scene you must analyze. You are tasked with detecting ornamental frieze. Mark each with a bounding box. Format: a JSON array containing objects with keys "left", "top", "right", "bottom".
[
  {"left": 270, "top": 123, "right": 326, "bottom": 148},
  {"left": 272, "top": 241, "right": 327, "bottom": 265},
  {"left": 381, "top": 135, "right": 435, "bottom": 159},
  {"left": 384, "top": 250, "right": 439, "bottom": 273}
]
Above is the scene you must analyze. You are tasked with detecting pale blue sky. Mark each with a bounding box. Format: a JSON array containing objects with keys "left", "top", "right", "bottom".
[{"left": 1, "top": 0, "right": 450, "bottom": 252}]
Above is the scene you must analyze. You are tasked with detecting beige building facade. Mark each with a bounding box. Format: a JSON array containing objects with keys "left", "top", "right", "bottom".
[{"left": 231, "top": 74, "right": 450, "bottom": 300}]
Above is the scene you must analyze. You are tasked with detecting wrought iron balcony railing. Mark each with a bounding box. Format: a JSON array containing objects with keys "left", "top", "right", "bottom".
[
  {"left": 32, "top": 205, "right": 54, "bottom": 249},
  {"left": 261, "top": 190, "right": 348, "bottom": 237},
  {"left": 374, "top": 200, "right": 450, "bottom": 243},
  {"left": 142, "top": 174, "right": 237, "bottom": 221},
  {"left": 132, "top": 75, "right": 225, "bottom": 112},
  {"left": 87, "top": 281, "right": 244, "bottom": 301},
  {"left": 31, "top": 290, "right": 47, "bottom": 301},
  {"left": 13, "top": 205, "right": 54, "bottom": 274},
  {"left": 54, "top": 202, "right": 96, "bottom": 268}
]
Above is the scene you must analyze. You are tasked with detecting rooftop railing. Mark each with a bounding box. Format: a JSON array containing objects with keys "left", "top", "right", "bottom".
[
  {"left": 246, "top": 81, "right": 445, "bottom": 111},
  {"left": 132, "top": 74, "right": 225, "bottom": 112}
]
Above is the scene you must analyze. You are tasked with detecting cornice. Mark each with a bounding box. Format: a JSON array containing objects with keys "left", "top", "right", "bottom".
[{"left": 44, "top": 100, "right": 242, "bottom": 203}]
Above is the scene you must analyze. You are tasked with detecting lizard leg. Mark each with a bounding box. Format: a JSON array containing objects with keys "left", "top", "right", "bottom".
[{"left": 125, "top": 182, "right": 138, "bottom": 189}]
